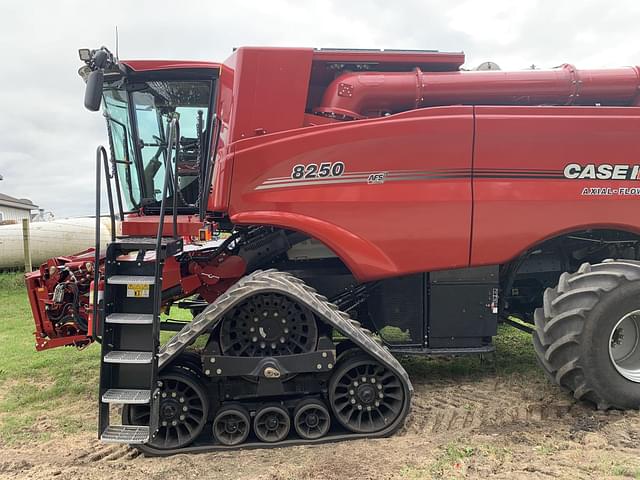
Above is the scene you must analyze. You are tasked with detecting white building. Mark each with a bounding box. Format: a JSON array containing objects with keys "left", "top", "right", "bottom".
[{"left": 0, "top": 193, "right": 38, "bottom": 223}]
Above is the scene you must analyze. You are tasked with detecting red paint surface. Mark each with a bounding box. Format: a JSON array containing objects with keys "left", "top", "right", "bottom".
[{"left": 229, "top": 106, "right": 474, "bottom": 281}]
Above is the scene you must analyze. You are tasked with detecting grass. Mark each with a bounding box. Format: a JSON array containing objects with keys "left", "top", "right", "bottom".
[
  {"left": 610, "top": 464, "right": 640, "bottom": 479},
  {"left": 0, "top": 273, "right": 100, "bottom": 445},
  {"left": 0, "top": 270, "right": 539, "bottom": 447},
  {"left": 402, "top": 323, "right": 538, "bottom": 381}
]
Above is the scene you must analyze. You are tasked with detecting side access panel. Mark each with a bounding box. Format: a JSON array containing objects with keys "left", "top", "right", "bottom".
[{"left": 471, "top": 106, "right": 640, "bottom": 266}]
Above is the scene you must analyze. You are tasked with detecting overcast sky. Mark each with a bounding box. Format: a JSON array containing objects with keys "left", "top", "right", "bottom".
[{"left": 1, "top": 0, "right": 639, "bottom": 217}]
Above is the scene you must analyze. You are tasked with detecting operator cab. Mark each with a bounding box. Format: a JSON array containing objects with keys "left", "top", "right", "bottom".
[{"left": 78, "top": 47, "right": 220, "bottom": 218}]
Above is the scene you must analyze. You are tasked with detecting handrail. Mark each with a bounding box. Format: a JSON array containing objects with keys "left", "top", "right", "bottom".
[
  {"left": 154, "top": 117, "right": 178, "bottom": 250},
  {"left": 101, "top": 150, "right": 116, "bottom": 242},
  {"left": 93, "top": 145, "right": 109, "bottom": 342},
  {"left": 171, "top": 122, "right": 180, "bottom": 238},
  {"left": 151, "top": 117, "right": 179, "bottom": 355}
]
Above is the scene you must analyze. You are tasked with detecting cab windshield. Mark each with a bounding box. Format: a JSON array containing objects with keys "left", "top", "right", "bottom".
[{"left": 103, "top": 80, "right": 212, "bottom": 212}]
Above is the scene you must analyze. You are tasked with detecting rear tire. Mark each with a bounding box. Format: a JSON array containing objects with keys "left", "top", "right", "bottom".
[{"left": 533, "top": 260, "right": 640, "bottom": 409}]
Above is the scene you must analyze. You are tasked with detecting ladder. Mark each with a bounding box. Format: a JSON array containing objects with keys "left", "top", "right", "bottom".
[
  {"left": 98, "top": 237, "right": 183, "bottom": 444},
  {"left": 94, "top": 117, "right": 184, "bottom": 444}
]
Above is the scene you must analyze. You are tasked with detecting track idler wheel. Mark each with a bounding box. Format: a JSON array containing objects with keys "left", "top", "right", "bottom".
[
  {"left": 293, "top": 399, "right": 331, "bottom": 440},
  {"left": 212, "top": 405, "right": 251, "bottom": 446},
  {"left": 123, "top": 368, "right": 209, "bottom": 451},
  {"left": 219, "top": 293, "right": 318, "bottom": 357},
  {"left": 329, "top": 352, "right": 405, "bottom": 434},
  {"left": 253, "top": 404, "right": 290, "bottom": 443}
]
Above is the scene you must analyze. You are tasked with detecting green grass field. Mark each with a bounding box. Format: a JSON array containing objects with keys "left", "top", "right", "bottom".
[
  {"left": 0, "top": 273, "right": 100, "bottom": 444},
  {"left": 0, "top": 271, "right": 537, "bottom": 446}
]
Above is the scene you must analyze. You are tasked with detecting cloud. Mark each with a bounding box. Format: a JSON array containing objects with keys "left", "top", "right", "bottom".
[{"left": 0, "top": 0, "right": 638, "bottom": 216}]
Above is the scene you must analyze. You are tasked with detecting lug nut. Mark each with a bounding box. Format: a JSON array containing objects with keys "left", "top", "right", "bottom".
[
  {"left": 357, "top": 405, "right": 363, "bottom": 410},
  {"left": 367, "top": 406, "right": 372, "bottom": 411},
  {"left": 271, "top": 343, "right": 277, "bottom": 349},
  {"left": 280, "top": 337, "right": 286, "bottom": 343},
  {"left": 180, "top": 415, "right": 185, "bottom": 421},
  {"left": 322, "top": 352, "right": 327, "bottom": 358},
  {"left": 317, "top": 364, "right": 322, "bottom": 369},
  {"left": 172, "top": 420, "right": 177, "bottom": 426},
  {"left": 284, "top": 328, "right": 289, "bottom": 334},
  {"left": 162, "top": 393, "right": 167, "bottom": 398},
  {"left": 350, "top": 398, "right": 356, "bottom": 404},
  {"left": 274, "top": 312, "right": 278, "bottom": 317},
  {"left": 354, "top": 381, "right": 359, "bottom": 387},
  {"left": 281, "top": 319, "right": 286, "bottom": 324},
  {"left": 162, "top": 421, "right": 167, "bottom": 426},
  {"left": 361, "top": 377, "right": 367, "bottom": 383},
  {"left": 171, "top": 392, "right": 177, "bottom": 398},
  {"left": 379, "top": 393, "right": 384, "bottom": 399},
  {"left": 179, "top": 397, "right": 185, "bottom": 403},
  {"left": 377, "top": 384, "right": 383, "bottom": 390},
  {"left": 183, "top": 406, "right": 188, "bottom": 412},
  {"left": 216, "top": 368, "right": 222, "bottom": 375},
  {"left": 375, "top": 401, "right": 380, "bottom": 407},
  {"left": 254, "top": 317, "right": 259, "bottom": 322},
  {"left": 349, "top": 389, "right": 355, "bottom": 395},
  {"left": 252, "top": 336, "right": 258, "bottom": 342},
  {"left": 250, "top": 327, "right": 255, "bottom": 332},
  {"left": 260, "top": 342, "right": 266, "bottom": 349},
  {"left": 370, "top": 378, "right": 376, "bottom": 384}
]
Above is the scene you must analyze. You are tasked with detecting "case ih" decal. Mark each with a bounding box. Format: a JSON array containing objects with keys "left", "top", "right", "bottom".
[{"left": 564, "top": 164, "right": 640, "bottom": 180}]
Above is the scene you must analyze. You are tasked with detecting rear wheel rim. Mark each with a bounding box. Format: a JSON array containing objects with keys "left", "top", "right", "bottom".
[{"left": 609, "top": 310, "right": 640, "bottom": 383}]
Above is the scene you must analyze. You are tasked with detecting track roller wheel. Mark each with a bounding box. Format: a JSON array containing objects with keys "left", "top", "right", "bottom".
[
  {"left": 123, "top": 368, "right": 209, "bottom": 451},
  {"left": 253, "top": 404, "right": 290, "bottom": 443},
  {"left": 293, "top": 399, "right": 331, "bottom": 440},
  {"left": 212, "top": 405, "right": 251, "bottom": 446},
  {"left": 329, "top": 352, "right": 405, "bottom": 434}
]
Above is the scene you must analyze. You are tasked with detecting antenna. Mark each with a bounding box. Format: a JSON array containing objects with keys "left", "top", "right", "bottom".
[{"left": 115, "top": 25, "right": 119, "bottom": 61}]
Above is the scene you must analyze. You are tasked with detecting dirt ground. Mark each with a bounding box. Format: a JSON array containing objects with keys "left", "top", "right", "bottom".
[{"left": 2, "top": 368, "right": 640, "bottom": 480}]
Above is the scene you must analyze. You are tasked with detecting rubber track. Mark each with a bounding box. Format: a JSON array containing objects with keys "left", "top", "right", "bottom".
[
  {"left": 149, "top": 269, "right": 413, "bottom": 455},
  {"left": 532, "top": 259, "right": 640, "bottom": 410}
]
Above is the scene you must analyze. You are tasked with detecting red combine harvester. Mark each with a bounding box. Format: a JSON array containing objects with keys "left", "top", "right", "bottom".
[{"left": 25, "top": 45, "right": 640, "bottom": 454}]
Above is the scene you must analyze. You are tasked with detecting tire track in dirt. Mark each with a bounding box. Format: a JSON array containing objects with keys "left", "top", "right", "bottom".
[
  {"left": 400, "top": 376, "right": 576, "bottom": 437},
  {"left": 73, "top": 439, "right": 139, "bottom": 463}
]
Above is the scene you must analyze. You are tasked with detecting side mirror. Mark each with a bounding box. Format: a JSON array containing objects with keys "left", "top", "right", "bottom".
[{"left": 84, "top": 70, "right": 104, "bottom": 112}]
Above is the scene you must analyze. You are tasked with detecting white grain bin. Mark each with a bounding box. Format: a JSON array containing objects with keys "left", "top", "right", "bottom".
[{"left": 0, "top": 217, "right": 116, "bottom": 269}]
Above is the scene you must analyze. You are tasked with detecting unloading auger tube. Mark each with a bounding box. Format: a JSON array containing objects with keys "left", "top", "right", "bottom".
[{"left": 129, "top": 269, "right": 413, "bottom": 455}]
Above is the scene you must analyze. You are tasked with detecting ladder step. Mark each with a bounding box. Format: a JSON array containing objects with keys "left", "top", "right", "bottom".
[
  {"left": 107, "top": 275, "right": 155, "bottom": 285},
  {"left": 102, "top": 388, "right": 150, "bottom": 404},
  {"left": 101, "top": 425, "right": 149, "bottom": 444},
  {"left": 105, "top": 313, "right": 154, "bottom": 325},
  {"left": 104, "top": 350, "right": 154, "bottom": 364}
]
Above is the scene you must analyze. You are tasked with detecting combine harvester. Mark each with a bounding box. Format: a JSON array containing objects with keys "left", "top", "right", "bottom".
[{"left": 24, "top": 45, "right": 640, "bottom": 454}]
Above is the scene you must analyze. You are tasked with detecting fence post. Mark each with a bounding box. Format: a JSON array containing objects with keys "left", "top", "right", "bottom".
[{"left": 22, "top": 218, "right": 32, "bottom": 272}]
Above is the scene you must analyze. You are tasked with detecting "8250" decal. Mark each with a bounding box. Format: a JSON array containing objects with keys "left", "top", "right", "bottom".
[{"left": 291, "top": 162, "right": 345, "bottom": 179}]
